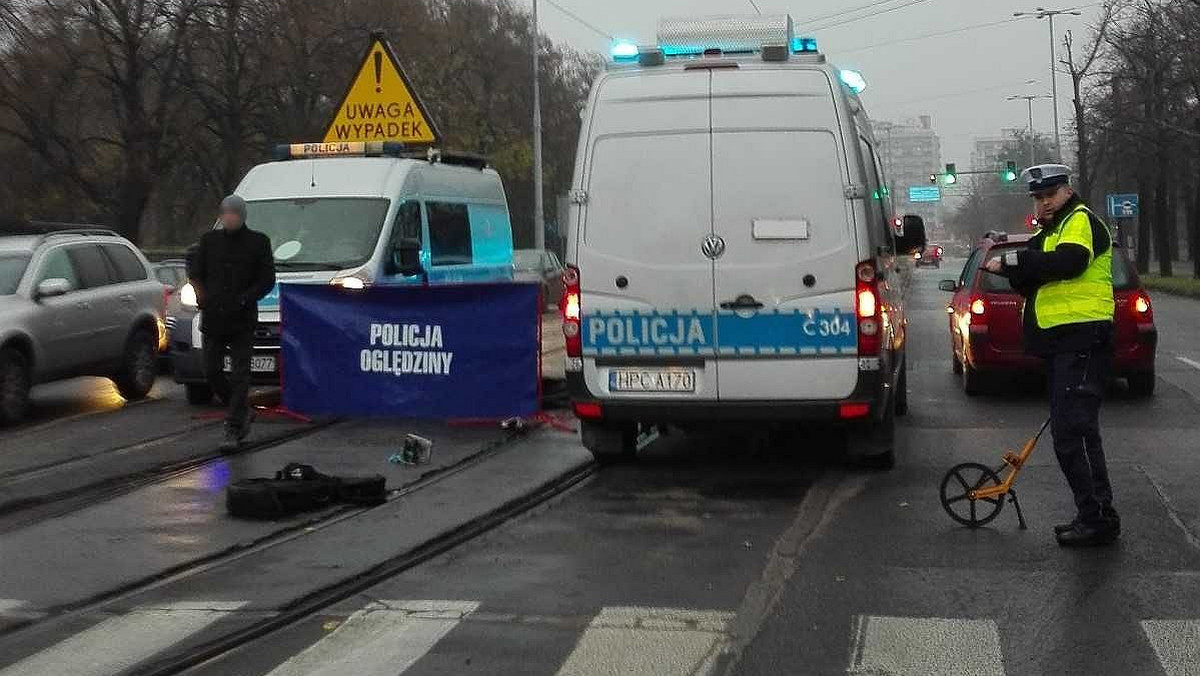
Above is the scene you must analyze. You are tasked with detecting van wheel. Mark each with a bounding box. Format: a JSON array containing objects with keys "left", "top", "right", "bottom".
[
  {"left": 894, "top": 359, "right": 909, "bottom": 417},
  {"left": 962, "top": 361, "right": 985, "bottom": 396},
  {"left": 581, "top": 421, "right": 638, "bottom": 465},
  {"left": 114, "top": 329, "right": 157, "bottom": 401},
  {"left": 0, "top": 348, "right": 32, "bottom": 425},
  {"left": 845, "top": 399, "right": 896, "bottom": 471},
  {"left": 1127, "top": 372, "right": 1155, "bottom": 397},
  {"left": 186, "top": 383, "right": 214, "bottom": 406}
]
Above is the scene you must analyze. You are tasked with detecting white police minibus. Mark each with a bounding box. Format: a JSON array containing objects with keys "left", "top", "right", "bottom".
[
  {"left": 561, "top": 16, "right": 925, "bottom": 467},
  {"left": 172, "top": 142, "right": 514, "bottom": 403}
]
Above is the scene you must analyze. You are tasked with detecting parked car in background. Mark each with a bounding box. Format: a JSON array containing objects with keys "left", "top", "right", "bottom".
[
  {"left": 513, "top": 249, "right": 564, "bottom": 309},
  {"left": 915, "top": 243, "right": 944, "bottom": 268},
  {"left": 941, "top": 232, "right": 1156, "bottom": 396},
  {"left": 0, "top": 229, "right": 165, "bottom": 424}
]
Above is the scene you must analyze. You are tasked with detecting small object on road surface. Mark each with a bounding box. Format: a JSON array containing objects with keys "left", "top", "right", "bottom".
[
  {"left": 226, "top": 463, "right": 385, "bottom": 518},
  {"left": 389, "top": 434, "right": 434, "bottom": 466},
  {"left": 938, "top": 418, "right": 1050, "bottom": 530}
]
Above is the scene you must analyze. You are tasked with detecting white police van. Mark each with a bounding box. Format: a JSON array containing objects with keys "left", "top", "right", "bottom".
[
  {"left": 561, "top": 16, "right": 925, "bottom": 467},
  {"left": 172, "top": 142, "right": 514, "bottom": 403}
]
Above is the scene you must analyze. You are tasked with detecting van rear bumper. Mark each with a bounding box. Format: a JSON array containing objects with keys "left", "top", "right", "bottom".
[{"left": 566, "top": 371, "right": 889, "bottom": 425}]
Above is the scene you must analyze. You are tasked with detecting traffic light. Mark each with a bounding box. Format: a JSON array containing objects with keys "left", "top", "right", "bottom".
[
  {"left": 943, "top": 163, "right": 957, "bottom": 185},
  {"left": 1002, "top": 161, "right": 1018, "bottom": 183},
  {"left": 929, "top": 173, "right": 938, "bottom": 184}
]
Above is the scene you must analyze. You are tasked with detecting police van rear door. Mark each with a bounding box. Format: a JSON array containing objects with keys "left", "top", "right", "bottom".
[
  {"left": 709, "top": 67, "right": 859, "bottom": 401},
  {"left": 576, "top": 70, "right": 718, "bottom": 401}
]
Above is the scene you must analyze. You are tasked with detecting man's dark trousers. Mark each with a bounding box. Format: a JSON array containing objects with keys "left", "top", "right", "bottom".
[
  {"left": 1048, "top": 337, "right": 1118, "bottom": 528},
  {"left": 203, "top": 331, "right": 253, "bottom": 432}
]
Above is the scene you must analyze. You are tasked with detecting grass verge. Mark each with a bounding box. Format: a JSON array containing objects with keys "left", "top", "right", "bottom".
[{"left": 1141, "top": 274, "right": 1200, "bottom": 299}]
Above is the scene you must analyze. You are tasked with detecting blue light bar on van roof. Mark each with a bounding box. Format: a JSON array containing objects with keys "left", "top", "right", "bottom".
[
  {"left": 791, "top": 37, "right": 818, "bottom": 53},
  {"left": 839, "top": 69, "right": 868, "bottom": 95},
  {"left": 610, "top": 40, "right": 639, "bottom": 61},
  {"left": 657, "top": 14, "right": 793, "bottom": 55}
]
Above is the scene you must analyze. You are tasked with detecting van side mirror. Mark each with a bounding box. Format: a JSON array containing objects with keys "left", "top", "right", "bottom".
[
  {"left": 390, "top": 238, "right": 423, "bottom": 277},
  {"left": 35, "top": 278, "right": 71, "bottom": 300},
  {"left": 896, "top": 214, "right": 927, "bottom": 255},
  {"left": 938, "top": 280, "right": 957, "bottom": 292}
]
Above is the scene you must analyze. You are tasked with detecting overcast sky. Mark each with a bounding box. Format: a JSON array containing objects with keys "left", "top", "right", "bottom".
[{"left": 535, "top": 0, "right": 1105, "bottom": 166}]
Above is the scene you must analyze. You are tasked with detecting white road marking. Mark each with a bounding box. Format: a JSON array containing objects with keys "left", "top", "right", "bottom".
[
  {"left": 1176, "top": 355, "right": 1200, "bottom": 372},
  {"left": 555, "top": 606, "right": 734, "bottom": 676},
  {"left": 0, "top": 601, "right": 246, "bottom": 676},
  {"left": 0, "top": 599, "right": 44, "bottom": 620},
  {"left": 1142, "top": 620, "right": 1200, "bottom": 676},
  {"left": 848, "top": 615, "right": 1005, "bottom": 676},
  {"left": 0, "top": 600, "right": 25, "bottom": 613},
  {"left": 263, "top": 600, "right": 479, "bottom": 676}
]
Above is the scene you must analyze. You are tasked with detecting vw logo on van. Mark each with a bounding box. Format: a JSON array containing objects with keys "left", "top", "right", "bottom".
[{"left": 701, "top": 235, "right": 726, "bottom": 260}]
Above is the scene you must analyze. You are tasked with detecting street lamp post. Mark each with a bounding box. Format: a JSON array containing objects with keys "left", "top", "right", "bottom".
[
  {"left": 1007, "top": 94, "right": 1052, "bottom": 167},
  {"left": 1014, "top": 7, "right": 1081, "bottom": 162},
  {"left": 531, "top": 0, "right": 546, "bottom": 250}
]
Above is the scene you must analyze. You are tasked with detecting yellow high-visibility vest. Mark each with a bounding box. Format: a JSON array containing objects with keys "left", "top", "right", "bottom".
[{"left": 1034, "top": 204, "right": 1114, "bottom": 329}]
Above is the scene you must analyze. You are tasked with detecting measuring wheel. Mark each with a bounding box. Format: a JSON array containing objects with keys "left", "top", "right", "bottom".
[{"left": 939, "top": 462, "right": 1005, "bottom": 528}]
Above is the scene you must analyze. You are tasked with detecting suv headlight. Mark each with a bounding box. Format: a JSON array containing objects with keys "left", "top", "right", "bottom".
[{"left": 180, "top": 282, "right": 198, "bottom": 308}]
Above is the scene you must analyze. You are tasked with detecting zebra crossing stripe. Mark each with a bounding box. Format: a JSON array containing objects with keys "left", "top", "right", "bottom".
[
  {"left": 555, "top": 607, "right": 734, "bottom": 676},
  {"left": 0, "top": 601, "right": 246, "bottom": 676},
  {"left": 263, "top": 600, "right": 479, "bottom": 676},
  {"left": 1142, "top": 620, "right": 1200, "bottom": 676},
  {"left": 848, "top": 615, "right": 1005, "bottom": 676}
]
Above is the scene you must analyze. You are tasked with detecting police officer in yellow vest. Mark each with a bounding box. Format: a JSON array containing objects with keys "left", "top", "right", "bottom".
[{"left": 985, "top": 164, "right": 1119, "bottom": 547}]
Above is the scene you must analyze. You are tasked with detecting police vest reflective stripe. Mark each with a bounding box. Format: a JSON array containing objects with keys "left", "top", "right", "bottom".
[{"left": 1034, "top": 204, "right": 1115, "bottom": 329}]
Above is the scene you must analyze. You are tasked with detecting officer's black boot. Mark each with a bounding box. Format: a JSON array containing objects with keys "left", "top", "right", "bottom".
[
  {"left": 1056, "top": 521, "right": 1119, "bottom": 547},
  {"left": 219, "top": 425, "right": 240, "bottom": 453},
  {"left": 1053, "top": 519, "right": 1079, "bottom": 535}
]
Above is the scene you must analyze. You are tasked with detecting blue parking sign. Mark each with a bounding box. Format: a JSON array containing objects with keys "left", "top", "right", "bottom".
[{"left": 1106, "top": 193, "right": 1139, "bottom": 218}]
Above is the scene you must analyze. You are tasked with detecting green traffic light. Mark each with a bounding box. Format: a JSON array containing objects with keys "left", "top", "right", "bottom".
[
  {"left": 943, "top": 173, "right": 957, "bottom": 185},
  {"left": 1003, "top": 170, "right": 1018, "bottom": 182}
]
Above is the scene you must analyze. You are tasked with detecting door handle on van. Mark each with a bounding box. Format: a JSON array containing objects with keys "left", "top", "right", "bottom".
[{"left": 720, "top": 295, "right": 765, "bottom": 311}]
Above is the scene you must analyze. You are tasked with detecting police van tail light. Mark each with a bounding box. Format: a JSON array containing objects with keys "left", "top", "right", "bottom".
[
  {"left": 561, "top": 266, "right": 582, "bottom": 357},
  {"left": 856, "top": 260, "right": 881, "bottom": 356}
]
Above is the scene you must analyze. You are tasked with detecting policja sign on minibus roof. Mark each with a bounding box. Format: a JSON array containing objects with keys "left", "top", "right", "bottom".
[{"left": 323, "top": 33, "right": 442, "bottom": 145}]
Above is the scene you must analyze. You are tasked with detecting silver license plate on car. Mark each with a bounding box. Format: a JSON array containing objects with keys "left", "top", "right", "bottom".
[
  {"left": 609, "top": 369, "right": 696, "bottom": 393},
  {"left": 224, "top": 355, "right": 276, "bottom": 373}
]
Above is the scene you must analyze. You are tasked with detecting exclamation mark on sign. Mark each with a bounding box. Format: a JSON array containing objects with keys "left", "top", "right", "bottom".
[{"left": 373, "top": 51, "right": 382, "bottom": 93}]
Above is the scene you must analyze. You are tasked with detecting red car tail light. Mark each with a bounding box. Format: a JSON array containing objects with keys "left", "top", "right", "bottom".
[
  {"left": 573, "top": 401, "right": 602, "bottom": 419},
  {"left": 839, "top": 402, "right": 871, "bottom": 419}
]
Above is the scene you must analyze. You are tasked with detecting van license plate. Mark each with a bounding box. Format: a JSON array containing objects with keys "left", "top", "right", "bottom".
[
  {"left": 224, "top": 356, "right": 276, "bottom": 373},
  {"left": 610, "top": 369, "right": 696, "bottom": 393}
]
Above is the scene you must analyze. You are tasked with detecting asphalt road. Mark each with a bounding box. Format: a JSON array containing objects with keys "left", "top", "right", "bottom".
[{"left": 1, "top": 266, "right": 1199, "bottom": 675}]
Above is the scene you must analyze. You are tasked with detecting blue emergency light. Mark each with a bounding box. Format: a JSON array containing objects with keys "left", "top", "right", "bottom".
[
  {"left": 610, "top": 41, "right": 639, "bottom": 61},
  {"left": 791, "top": 37, "right": 818, "bottom": 53},
  {"left": 839, "top": 69, "right": 868, "bottom": 94}
]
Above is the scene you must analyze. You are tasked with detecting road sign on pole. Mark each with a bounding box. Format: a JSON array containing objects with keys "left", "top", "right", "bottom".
[
  {"left": 1106, "top": 193, "right": 1139, "bottom": 219},
  {"left": 908, "top": 185, "right": 941, "bottom": 203}
]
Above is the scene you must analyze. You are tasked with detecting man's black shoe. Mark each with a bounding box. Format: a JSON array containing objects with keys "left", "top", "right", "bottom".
[
  {"left": 219, "top": 427, "right": 240, "bottom": 453},
  {"left": 1053, "top": 520, "right": 1079, "bottom": 535},
  {"left": 1056, "top": 522, "right": 1119, "bottom": 547}
]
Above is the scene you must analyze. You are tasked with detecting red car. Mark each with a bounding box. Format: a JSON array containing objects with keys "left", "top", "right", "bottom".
[{"left": 940, "top": 232, "right": 1156, "bottom": 396}]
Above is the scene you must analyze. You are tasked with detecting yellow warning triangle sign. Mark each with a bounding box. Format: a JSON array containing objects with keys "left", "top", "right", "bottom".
[{"left": 323, "top": 37, "right": 441, "bottom": 145}]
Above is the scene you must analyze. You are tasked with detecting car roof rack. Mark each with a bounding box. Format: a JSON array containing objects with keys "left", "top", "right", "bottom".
[{"left": 400, "top": 147, "right": 490, "bottom": 171}]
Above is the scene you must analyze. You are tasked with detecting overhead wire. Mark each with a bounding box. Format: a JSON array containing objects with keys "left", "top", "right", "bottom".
[
  {"left": 807, "top": 0, "right": 936, "bottom": 31},
  {"left": 541, "top": 0, "right": 613, "bottom": 41}
]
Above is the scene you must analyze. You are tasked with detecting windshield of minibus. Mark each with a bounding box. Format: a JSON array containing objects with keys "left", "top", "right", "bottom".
[{"left": 246, "top": 198, "right": 390, "bottom": 271}]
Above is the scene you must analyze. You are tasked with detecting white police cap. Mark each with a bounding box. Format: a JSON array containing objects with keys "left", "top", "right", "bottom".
[{"left": 1020, "top": 164, "right": 1071, "bottom": 193}]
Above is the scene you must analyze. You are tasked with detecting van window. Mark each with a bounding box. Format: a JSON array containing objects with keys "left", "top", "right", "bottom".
[
  {"left": 102, "top": 244, "right": 148, "bottom": 283},
  {"left": 246, "top": 198, "right": 389, "bottom": 271},
  {"left": 67, "top": 245, "right": 114, "bottom": 288},
  {"left": 427, "top": 202, "right": 472, "bottom": 266},
  {"left": 394, "top": 201, "right": 423, "bottom": 242},
  {"left": 858, "top": 138, "right": 894, "bottom": 252}
]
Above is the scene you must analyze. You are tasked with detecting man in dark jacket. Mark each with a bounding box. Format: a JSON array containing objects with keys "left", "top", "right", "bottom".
[
  {"left": 188, "top": 195, "right": 275, "bottom": 451},
  {"left": 986, "top": 164, "right": 1118, "bottom": 547}
]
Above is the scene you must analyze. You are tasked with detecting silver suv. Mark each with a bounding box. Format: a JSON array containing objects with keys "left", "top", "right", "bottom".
[{"left": 0, "top": 229, "right": 165, "bottom": 424}]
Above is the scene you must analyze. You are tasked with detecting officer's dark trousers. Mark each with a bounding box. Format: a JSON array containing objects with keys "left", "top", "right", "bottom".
[
  {"left": 1047, "top": 342, "right": 1118, "bottom": 527},
  {"left": 203, "top": 330, "right": 253, "bottom": 430}
]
